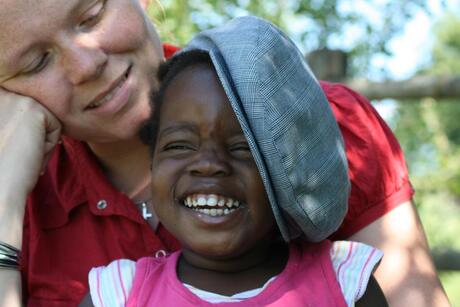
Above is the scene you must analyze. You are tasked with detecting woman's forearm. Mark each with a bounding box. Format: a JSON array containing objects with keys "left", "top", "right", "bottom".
[
  {"left": 0, "top": 188, "right": 26, "bottom": 249},
  {"left": 0, "top": 270, "right": 22, "bottom": 307},
  {"left": 0, "top": 88, "right": 62, "bottom": 306},
  {"left": 349, "top": 201, "right": 450, "bottom": 307},
  {"left": 0, "top": 190, "right": 26, "bottom": 307}
]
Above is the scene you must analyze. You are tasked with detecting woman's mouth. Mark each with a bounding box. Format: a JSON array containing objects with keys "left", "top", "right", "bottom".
[
  {"left": 86, "top": 66, "right": 132, "bottom": 110},
  {"left": 182, "top": 194, "right": 242, "bottom": 217}
]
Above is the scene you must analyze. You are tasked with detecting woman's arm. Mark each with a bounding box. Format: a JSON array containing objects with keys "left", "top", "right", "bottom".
[
  {"left": 349, "top": 201, "right": 450, "bottom": 307},
  {"left": 0, "top": 271, "right": 22, "bottom": 307},
  {"left": 0, "top": 88, "right": 61, "bottom": 305},
  {"left": 320, "top": 82, "right": 450, "bottom": 306},
  {"left": 0, "top": 185, "right": 26, "bottom": 307}
]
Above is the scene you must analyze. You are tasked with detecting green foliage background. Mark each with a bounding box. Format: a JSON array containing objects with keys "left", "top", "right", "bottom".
[
  {"left": 147, "top": 1, "right": 459, "bottom": 304},
  {"left": 148, "top": 0, "right": 427, "bottom": 76}
]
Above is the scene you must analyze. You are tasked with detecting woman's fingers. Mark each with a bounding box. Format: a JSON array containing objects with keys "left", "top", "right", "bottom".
[
  {"left": 0, "top": 88, "right": 61, "bottom": 194},
  {"left": 40, "top": 106, "right": 62, "bottom": 174}
]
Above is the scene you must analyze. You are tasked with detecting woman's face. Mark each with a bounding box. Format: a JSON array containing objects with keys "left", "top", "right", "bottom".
[{"left": 0, "top": 0, "right": 163, "bottom": 143}]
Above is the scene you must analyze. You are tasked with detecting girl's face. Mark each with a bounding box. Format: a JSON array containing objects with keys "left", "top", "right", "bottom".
[
  {"left": 150, "top": 64, "right": 277, "bottom": 259},
  {"left": 0, "top": 0, "right": 163, "bottom": 143}
]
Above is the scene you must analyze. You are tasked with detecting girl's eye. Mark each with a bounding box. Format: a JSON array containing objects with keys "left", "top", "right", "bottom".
[
  {"left": 229, "top": 142, "right": 252, "bottom": 158},
  {"left": 230, "top": 142, "right": 250, "bottom": 152},
  {"left": 80, "top": 0, "right": 106, "bottom": 28},
  {"left": 163, "top": 142, "right": 194, "bottom": 152},
  {"left": 23, "top": 52, "right": 51, "bottom": 75}
]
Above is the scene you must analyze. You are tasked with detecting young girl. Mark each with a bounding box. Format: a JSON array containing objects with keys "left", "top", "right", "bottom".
[{"left": 84, "top": 16, "right": 386, "bottom": 306}]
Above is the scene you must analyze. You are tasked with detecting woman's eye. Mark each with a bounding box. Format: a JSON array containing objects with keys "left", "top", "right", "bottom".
[
  {"left": 23, "top": 52, "right": 51, "bottom": 75},
  {"left": 80, "top": 1, "right": 105, "bottom": 28}
]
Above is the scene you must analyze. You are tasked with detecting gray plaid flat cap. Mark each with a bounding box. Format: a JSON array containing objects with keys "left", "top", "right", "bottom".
[{"left": 182, "top": 16, "right": 350, "bottom": 242}]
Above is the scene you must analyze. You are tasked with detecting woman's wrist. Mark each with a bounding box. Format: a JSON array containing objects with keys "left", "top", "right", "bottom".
[
  {"left": 0, "top": 241, "right": 20, "bottom": 269},
  {"left": 0, "top": 188, "right": 26, "bottom": 249}
]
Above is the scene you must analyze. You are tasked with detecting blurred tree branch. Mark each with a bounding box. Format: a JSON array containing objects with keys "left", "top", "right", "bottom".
[{"left": 345, "top": 75, "right": 460, "bottom": 100}]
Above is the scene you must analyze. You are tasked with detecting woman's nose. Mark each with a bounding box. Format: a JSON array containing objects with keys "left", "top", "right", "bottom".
[
  {"left": 188, "top": 149, "right": 232, "bottom": 177},
  {"left": 61, "top": 35, "right": 108, "bottom": 85}
]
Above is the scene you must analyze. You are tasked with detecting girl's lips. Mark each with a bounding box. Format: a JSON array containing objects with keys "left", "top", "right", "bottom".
[
  {"left": 183, "top": 194, "right": 241, "bottom": 210},
  {"left": 178, "top": 199, "right": 245, "bottom": 228}
]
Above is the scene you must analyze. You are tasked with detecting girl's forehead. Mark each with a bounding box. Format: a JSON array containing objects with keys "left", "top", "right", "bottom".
[{"left": 160, "top": 65, "right": 241, "bottom": 131}]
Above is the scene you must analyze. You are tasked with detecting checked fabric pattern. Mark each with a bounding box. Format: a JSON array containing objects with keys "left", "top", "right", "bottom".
[{"left": 183, "top": 16, "right": 350, "bottom": 242}]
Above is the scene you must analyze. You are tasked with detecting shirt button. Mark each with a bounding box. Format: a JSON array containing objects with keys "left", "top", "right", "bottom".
[
  {"left": 155, "top": 250, "right": 167, "bottom": 258},
  {"left": 96, "top": 200, "right": 108, "bottom": 210}
]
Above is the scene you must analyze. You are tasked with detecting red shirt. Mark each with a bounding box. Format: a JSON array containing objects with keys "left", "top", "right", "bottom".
[{"left": 21, "top": 44, "right": 413, "bottom": 306}]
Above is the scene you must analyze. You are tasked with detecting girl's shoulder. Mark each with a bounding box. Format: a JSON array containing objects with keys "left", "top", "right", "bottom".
[
  {"left": 291, "top": 240, "right": 383, "bottom": 306},
  {"left": 88, "top": 258, "right": 137, "bottom": 307},
  {"left": 88, "top": 253, "right": 173, "bottom": 307},
  {"left": 329, "top": 241, "right": 383, "bottom": 306}
]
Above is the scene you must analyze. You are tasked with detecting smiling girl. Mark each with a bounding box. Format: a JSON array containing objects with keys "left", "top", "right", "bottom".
[{"left": 84, "top": 17, "right": 387, "bottom": 306}]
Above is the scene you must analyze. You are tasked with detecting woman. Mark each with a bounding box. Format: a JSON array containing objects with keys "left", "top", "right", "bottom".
[{"left": 0, "top": 0, "right": 448, "bottom": 306}]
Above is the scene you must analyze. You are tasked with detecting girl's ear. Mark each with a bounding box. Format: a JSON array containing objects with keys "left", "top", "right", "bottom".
[{"left": 139, "top": 0, "right": 152, "bottom": 10}]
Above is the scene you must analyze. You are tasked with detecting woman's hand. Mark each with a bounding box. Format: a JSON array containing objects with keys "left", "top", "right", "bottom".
[
  {"left": 0, "top": 88, "right": 61, "bottom": 196},
  {"left": 0, "top": 88, "right": 61, "bottom": 248}
]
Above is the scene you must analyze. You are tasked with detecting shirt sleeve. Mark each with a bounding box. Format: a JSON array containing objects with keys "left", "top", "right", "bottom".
[
  {"left": 88, "top": 259, "right": 136, "bottom": 307},
  {"left": 321, "top": 81, "right": 414, "bottom": 239},
  {"left": 330, "top": 241, "right": 383, "bottom": 306}
]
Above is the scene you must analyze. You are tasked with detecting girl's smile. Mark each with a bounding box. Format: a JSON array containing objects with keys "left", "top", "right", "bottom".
[
  {"left": 150, "top": 62, "right": 277, "bottom": 261},
  {"left": 183, "top": 194, "right": 241, "bottom": 217}
]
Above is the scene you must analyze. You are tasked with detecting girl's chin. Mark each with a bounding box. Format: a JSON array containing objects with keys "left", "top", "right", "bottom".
[{"left": 182, "top": 241, "right": 245, "bottom": 260}]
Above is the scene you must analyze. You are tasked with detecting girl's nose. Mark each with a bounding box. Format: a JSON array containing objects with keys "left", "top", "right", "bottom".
[
  {"left": 61, "top": 36, "right": 108, "bottom": 85},
  {"left": 187, "top": 149, "right": 232, "bottom": 177}
]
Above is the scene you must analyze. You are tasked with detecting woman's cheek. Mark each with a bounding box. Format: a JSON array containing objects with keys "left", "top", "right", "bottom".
[
  {"left": 100, "top": 6, "right": 147, "bottom": 53},
  {"left": 2, "top": 72, "right": 71, "bottom": 119}
]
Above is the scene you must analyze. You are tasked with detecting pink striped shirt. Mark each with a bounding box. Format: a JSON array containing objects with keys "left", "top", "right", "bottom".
[{"left": 89, "top": 241, "right": 382, "bottom": 306}]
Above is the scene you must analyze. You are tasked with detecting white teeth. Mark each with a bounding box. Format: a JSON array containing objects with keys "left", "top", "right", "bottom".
[
  {"left": 192, "top": 207, "right": 237, "bottom": 217},
  {"left": 197, "top": 196, "right": 206, "bottom": 206},
  {"left": 226, "top": 198, "right": 233, "bottom": 207},
  {"left": 207, "top": 195, "right": 218, "bottom": 207},
  {"left": 182, "top": 194, "right": 241, "bottom": 214}
]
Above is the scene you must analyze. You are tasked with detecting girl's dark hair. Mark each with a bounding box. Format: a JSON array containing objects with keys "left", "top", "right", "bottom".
[{"left": 139, "top": 49, "right": 213, "bottom": 154}]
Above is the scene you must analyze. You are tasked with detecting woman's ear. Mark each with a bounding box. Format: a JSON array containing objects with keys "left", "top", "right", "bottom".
[{"left": 139, "top": 0, "right": 152, "bottom": 10}]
